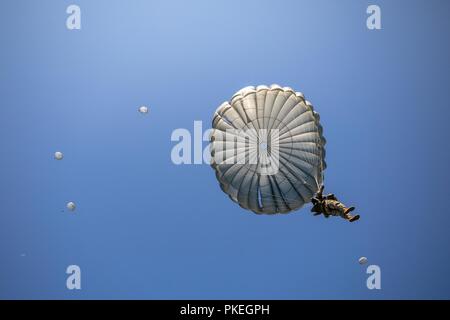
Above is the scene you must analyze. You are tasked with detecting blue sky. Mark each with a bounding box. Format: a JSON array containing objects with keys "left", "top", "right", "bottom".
[{"left": 0, "top": 0, "right": 449, "bottom": 299}]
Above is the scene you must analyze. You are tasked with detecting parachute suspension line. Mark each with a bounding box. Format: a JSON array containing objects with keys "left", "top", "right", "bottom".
[
  {"left": 319, "top": 143, "right": 325, "bottom": 188},
  {"left": 312, "top": 130, "right": 325, "bottom": 193}
]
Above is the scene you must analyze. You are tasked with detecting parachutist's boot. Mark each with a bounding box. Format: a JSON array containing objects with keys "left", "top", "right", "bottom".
[
  {"left": 344, "top": 206, "right": 355, "bottom": 215},
  {"left": 349, "top": 215, "right": 360, "bottom": 222}
]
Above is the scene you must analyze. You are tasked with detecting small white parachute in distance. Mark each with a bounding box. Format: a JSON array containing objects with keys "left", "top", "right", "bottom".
[
  {"left": 138, "top": 105, "right": 149, "bottom": 114},
  {"left": 66, "top": 201, "right": 76, "bottom": 211},
  {"left": 210, "top": 85, "right": 326, "bottom": 214},
  {"left": 54, "top": 151, "right": 63, "bottom": 160}
]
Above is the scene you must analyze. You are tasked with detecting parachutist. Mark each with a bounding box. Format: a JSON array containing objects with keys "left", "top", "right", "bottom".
[{"left": 311, "top": 185, "right": 360, "bottom": 222}]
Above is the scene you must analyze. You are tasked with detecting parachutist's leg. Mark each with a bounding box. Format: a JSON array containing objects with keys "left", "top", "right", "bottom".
[{"left": 341, "top": 207, "right": 359, "bottom": 222}]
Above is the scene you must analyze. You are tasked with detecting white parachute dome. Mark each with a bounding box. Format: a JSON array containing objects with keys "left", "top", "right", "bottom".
[{"left": 210, "top": 85, "right": 326, "bottom": 214}]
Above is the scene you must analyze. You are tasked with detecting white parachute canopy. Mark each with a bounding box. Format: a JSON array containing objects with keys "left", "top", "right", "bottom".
[
  {"left": 210, "top": 85, "right": 326, "bottom": 214},
  {"left": 54, "top": 151, "right": 63, "bottom": 160},
  {"left": 66, "top": 201, "right": 76, "bottom": 211},
  {"left": 359, "top": 257, "right": 368, "bottom": 265},
  {"left": 138, "top": 105, "right": 149, "bottom": 114}
]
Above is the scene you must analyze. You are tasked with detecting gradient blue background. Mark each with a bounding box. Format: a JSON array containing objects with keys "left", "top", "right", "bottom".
[{"left": 1, "top": 0, "right": 449, "bottom": 299}]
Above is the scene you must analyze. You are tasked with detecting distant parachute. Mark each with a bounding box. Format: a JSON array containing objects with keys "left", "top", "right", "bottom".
[
  {"left": 66, "top": 201, "right": 76, "bottom": 212},
  {"left": 210, "top": 85, "right": 326, "bottom": 214},
  {"left": 54, "top": 151, "right": 63, "bottom": 160},
  {"left": 138, "top": 105, "right": 149, "bottom": 114}
]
